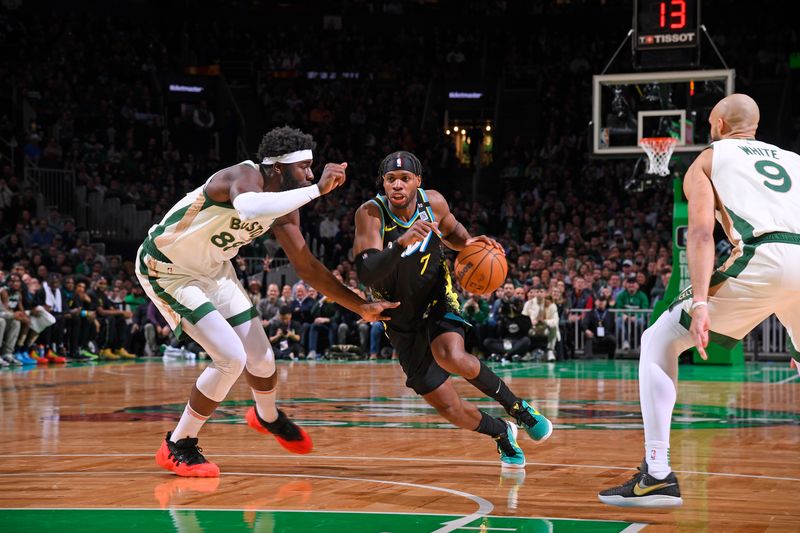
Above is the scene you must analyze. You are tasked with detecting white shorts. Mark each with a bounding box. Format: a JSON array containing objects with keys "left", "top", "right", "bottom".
[
  {"left": 672, "top": 238, "right": 800, "bottom": 352},
  {"left": 135, "top": 245, "right": 256, "bottom": 337}
]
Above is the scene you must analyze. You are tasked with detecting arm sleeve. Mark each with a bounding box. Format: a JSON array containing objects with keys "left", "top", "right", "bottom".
[
  {"left": 232, "top": 185, "right": 321, "bottom": 222},
  {"left": 355, "top": 243, "right": 405, "bottom": 286}
]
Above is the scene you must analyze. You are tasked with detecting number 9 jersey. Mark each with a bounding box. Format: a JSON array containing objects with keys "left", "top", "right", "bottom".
[{"left": 710, "top": 139, "right": 800, "bottom": 254}]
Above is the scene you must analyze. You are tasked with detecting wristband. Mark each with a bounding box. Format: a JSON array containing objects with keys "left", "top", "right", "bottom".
[{"left": 690, "top": 301, "right": 708, "bottom": 310}]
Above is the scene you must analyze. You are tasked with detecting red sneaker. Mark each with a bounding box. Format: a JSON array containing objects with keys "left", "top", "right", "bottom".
[
  {"left": 45, "top": 349, "right": 67, "bottom": 364},
  {"left": 30, "top": 350, "right": 49, "bottom": 365},
  {"left": 155, "top": 432, "right": 220, "bottom": 477},
  {"left": 246, "top": 407, "right": 313, "bottom": 454}
]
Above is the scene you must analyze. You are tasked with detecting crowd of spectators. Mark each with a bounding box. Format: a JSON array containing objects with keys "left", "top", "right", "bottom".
[{"left": 2, "top": 1, "right": 798, "bottom": 366}]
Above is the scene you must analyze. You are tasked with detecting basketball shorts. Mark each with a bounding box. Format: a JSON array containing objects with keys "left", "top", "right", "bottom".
[
  {"left": 135, "top": 245, "right": 257, "bottom": 338},
  {"left": 669, "top": 237, "right": 800, "bottom": 351},
  {"left": 385, "top": 299, "right": 468, "bottom": 395}
]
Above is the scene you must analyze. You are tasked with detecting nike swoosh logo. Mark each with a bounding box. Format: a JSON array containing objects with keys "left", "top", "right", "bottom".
[
  {"left": 384, "top": 225, "right": 397, "bottom": 232},
  {"left": 632, "top": 480, "right": 675, "bottom": 496}
]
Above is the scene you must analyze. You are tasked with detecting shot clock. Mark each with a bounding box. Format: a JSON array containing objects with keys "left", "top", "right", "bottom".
[{"left": 634, "top": 0, "right": 700, "bottom": 50}]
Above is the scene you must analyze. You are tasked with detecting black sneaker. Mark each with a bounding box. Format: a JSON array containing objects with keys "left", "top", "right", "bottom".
[
  {"left": 70, "top": 351, "right": 91, "bottom": 361},
  {"left": 246, "top": 407, "right": 313, "bottom": 454},
  {"left": 598, "top": 460, "right": 682, "bottom": 508},
  {"left": 155, "top": 431, "right": 220, "bottom": 477}
]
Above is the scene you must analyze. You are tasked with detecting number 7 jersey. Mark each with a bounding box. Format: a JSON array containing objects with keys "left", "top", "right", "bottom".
[
  {"left": 710, "top": 139, "right": 800, "bottom": 251},
  {"left": 367, "top": 188, "right": 461, "bottom": 332},
  {"left": 140, "top": 161, "right": 272, "bottom": 276}
]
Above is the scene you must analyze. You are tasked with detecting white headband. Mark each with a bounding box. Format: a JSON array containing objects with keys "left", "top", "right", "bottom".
[{"left": 261, "top": 149, "right": 313, "bottom": 165}]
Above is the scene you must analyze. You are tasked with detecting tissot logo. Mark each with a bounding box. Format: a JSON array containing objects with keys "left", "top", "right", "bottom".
[{"left": 638, "top": 32, "right": 696, "bottom": 45}]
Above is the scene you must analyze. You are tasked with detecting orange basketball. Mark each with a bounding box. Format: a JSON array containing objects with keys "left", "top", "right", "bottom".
[{"left": 454, "top": 241, "right": 507, "bottom": 295}]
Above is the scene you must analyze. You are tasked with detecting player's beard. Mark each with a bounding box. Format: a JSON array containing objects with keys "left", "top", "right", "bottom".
[{"left": 280, "top": 166, "right": 302, "bottom": 191}]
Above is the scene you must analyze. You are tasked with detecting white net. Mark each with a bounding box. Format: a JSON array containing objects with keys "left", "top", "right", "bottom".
[{"left": 639, "top": 137, "right": 678, "bottom": 176}]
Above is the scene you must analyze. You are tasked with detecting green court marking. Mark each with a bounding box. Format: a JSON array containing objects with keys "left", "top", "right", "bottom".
[
  {"left": 0, "top": 509, "right": 634, "bottom": 533},
  {"left": 486, "top": 359, "right": 797, "bottom": 383},
  {"left": 61, "top": 395, "right": 799, "bottom": 431}
]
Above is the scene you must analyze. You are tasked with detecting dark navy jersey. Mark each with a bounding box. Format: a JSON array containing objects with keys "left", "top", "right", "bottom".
[{"left": 367, "top": 188, "right": 461, "bottom": 332}]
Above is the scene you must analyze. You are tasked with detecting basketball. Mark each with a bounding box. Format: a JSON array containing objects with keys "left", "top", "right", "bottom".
[{"left": 454, "top": 242, "right": 507, "bottom": 295}]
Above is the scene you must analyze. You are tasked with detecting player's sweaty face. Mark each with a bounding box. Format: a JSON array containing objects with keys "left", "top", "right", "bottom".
[{"left": 382, "top": 170, "right": 420, "bottom": 208}]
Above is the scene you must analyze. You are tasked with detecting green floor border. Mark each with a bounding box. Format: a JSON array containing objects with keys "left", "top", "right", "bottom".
[
  {"left": 486, "top": 359, "right": 797, "bottom": 383},
  {"left": 0, "top": 509, "right": 640, "bottom": 533}
]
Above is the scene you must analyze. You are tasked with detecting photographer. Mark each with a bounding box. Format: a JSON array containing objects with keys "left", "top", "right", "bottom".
[
  {"left": 483, "top": 284, "right": 531, "bottom": 361},
  {"left": 268, "top": 305, "right": 304, "bottom": 360}
]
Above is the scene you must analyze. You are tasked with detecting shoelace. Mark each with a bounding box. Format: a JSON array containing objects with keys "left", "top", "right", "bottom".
[
  {"left": 272, "top": 417, "right": 302, "bottom": 440},
  {"left": 265, "top": 411, "right": 302, "bottom": 440},
  {"left": 620, "top": 466, "right": 645, "bottom": 487},
  {"left": 172, "top": 440, "right": 207, "bottom": 465},
  {"left": 511, "top": 403, "right": 537, "bottom": 428},
  {"left": 495, "top": 435, "right": 518, "bottom": 457}
]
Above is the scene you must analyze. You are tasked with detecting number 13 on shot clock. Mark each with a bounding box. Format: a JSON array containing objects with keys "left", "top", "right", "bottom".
[{"left": 634, "top": 0, "right": 699, "bottom": 50}]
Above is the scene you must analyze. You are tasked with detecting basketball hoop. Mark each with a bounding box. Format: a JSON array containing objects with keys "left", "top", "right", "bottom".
[{"left": 639, "top": 137, "right": 677, "bottom": 177}]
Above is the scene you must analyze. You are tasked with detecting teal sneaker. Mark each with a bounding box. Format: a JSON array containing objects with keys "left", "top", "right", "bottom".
[
  {"left": 495, "top": 420, "right": 526, "bottom": 470},
  {"left": 509, "top": 400, "right": 553, "bottom": 443}
]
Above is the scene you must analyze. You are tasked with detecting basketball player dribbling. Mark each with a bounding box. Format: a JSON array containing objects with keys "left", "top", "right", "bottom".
[
  {"left": 599, "top": 94, "right": 800, "bottom": 507},
  {"left": 137, "top": 126, "right": 397, "bottom": 477},
  {"left": 353, "top": 151, "right": 553, "bottom": 469}
]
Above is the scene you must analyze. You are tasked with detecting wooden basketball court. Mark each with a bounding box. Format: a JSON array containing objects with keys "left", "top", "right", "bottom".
[{"left": 1, "top": 359, "right": 798, "bottom": 531}]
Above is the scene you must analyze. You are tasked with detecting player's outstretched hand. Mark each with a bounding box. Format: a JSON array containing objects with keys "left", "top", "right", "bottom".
[
  {"left": 466, "top": 235, "right": 504, "bottom": 254},
  {"left": 359, "top": 300, "right": 400, "bottom": 322},
  {"left": 318, "top": 162, "right": 348, "bottom": 195},
  {"left": 397, "top": 220, "right": 440, "bottom": 248},
  {"left": 689, "top": 304, "right": 710, "bottom": 360}
]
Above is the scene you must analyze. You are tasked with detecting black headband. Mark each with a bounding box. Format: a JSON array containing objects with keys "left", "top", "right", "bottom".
[{"left": 379, "top": 151, "right": 421, "bottom": 176}]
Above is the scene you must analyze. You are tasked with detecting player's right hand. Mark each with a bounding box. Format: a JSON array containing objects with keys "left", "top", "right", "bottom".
[
  {"left": 358, "top": 300, "right": 400, "bottom": 322},
  {"left": 318, "top": 162, "right": 348, "bottom": 195},
  {"left": 397, "top": 220, "right": 440, "bottom": 248},
  {"left": 689, "top": 304, "right": 710, "bottom": 360}
]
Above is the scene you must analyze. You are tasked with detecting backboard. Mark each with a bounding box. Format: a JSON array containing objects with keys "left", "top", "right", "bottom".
[{"left": 592, "top": 69, "right": 734, "bottom": 156}]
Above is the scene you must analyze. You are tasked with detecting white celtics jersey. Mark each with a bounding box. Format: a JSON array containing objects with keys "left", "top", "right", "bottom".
[
  {"left": 711, "top": 139, "right": 800, "bottom": 249},
  {"left": 141, "top": 161, "right": 273, "bottom": 275}
]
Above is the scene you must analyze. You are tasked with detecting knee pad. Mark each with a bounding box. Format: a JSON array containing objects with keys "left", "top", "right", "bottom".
[
  {"left": 196, "top": 350, "right": 246, "bottom": 402},
  {"left": 246, "top": 342, "right": 276, "bottom": 378}
]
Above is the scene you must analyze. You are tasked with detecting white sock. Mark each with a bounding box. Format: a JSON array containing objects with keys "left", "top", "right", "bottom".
[
  {"left": 645, "top": 440, "right": 671, "bottom": 479},
  {"left": 638, "top": 307, "right": 691, "bottom": 481},
  {"left": 252, "top": 388, "right": 278, "bottom": 423},
  {"left": 170, "top": 404, "right": 209, "bottom": 442}
]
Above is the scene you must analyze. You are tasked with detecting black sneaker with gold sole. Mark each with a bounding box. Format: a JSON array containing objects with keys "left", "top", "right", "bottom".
[{"left": 598, "top": 460, "right": 682, "bottom": 508}]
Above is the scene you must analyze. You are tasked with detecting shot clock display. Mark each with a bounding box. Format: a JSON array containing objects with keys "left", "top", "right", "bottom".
[{"left": 635, "top": 0, "right": 699, "bottom": 50}]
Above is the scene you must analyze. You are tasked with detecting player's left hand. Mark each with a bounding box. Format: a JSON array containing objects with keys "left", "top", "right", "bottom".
[
  {"left": 689, "top": 304, "right": 710, "bottom": 360},
  {"left": 359, "top": 300, "right": 400, "bottom": 322},
  {"left": 466, "top": 235, "right": 504, "bottom": 255}
]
